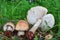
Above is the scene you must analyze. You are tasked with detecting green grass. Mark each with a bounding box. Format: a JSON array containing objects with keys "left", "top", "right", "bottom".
[{"left": 0, "top": 0, "right": 60, "bottom": 40}]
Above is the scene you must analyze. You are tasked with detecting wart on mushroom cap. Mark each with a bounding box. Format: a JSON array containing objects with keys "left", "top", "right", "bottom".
[
  {"left": 40, "top": 14, "right": 55, "bottom": 31},
  {"left": 3, "top": 22, "right": 15, "bottom": 32},
  {"left": 27, "top": 6, "right": 48, "bottom": 25}
]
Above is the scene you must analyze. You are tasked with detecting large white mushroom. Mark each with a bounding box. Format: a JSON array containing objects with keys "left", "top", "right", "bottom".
[
  {"left": 27, "top": 6, "right": 48, "bottom": 33},
  {"left": 40, "top": 14, "right": 55, "bottom": 31},
  {"left": 27, "top": 6, "right": 48, "bottom": 25},
  {"left": 26, "top": 6, "right": 48, "bottom": 40},
  {"left": 26, "top": 13, "right": 55, "bottom": 40}
]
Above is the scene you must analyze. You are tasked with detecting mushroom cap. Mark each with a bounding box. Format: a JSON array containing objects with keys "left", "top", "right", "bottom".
[
  {"left": 3, "top": 22, "right": 15, "bottom": 31},
  {"left": 45, "top": 34, "right": 53, "bottom": 40},
  {"left": 27, "top": 6, "right": 48, "bottom": 25},
  {"left": 40, "top": 14, "right": 55, "bottom": 31},
  {"left": 15, "top": 20, "right": 29, "bottom": 31}
]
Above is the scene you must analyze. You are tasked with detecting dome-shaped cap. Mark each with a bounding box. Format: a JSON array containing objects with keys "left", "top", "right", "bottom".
[
  {"left": 15, "top": 20, "right": 29, "bottom": 31},
  {"left": 27, "top": 6, "right": 48, "bottom": 25}
]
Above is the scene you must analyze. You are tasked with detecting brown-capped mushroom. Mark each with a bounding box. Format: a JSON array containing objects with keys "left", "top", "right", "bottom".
[
  {"left": 15, "top": 20, "right": 29, "bottom": 36},
  {"left": 27, "top": 6, "right": 48, "bottom": 25}
]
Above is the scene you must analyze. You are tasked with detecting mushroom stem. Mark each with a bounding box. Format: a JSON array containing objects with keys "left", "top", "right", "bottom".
[
  {"left": 5, "top": 31, "right": 13, "bottom": 37},
  {"left": 18, "top": 31, "right": 24, "bottom": 36},
  {"left": 30, "top": 19, "right": 42, "bottom": 34}
]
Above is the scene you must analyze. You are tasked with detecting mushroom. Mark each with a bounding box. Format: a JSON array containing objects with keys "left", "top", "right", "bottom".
[
  {"left": 26, "top": 14, "right": 55, "bottom": 40},
  {"left": 15, "top": 20, "right": 29, "bottom": 36},
  {"left": 27, "top": 6, "right": 48, "bottom": 25},
  {"left": 45, "top": 34, "right": 53, "bottom": 40},
  {"left": 40, "top": 14, "right": 55, "bottom": 31},
  {"left": 26, "top": 6, "right": 48, "bottom": 40},
  {"left": 3, "top": 22, "right": 15, "bottom": 37}
]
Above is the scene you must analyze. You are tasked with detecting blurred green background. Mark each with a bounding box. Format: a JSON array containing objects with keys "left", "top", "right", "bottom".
[{"left": 0, "top": 0, "right": 60, "bottom": 40}]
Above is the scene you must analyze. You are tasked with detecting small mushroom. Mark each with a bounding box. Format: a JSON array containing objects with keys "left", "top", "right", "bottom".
[
  {"left": 15, "top": 20, "right": 29, "bottom": 36},
  {"left": 40, "top": 14, "right": 55, "bottom": 31},
  {"left": 45, "top": 34, "right": 53, "bottom": 40},
  {"left": 26, "top": 6, "right": 48, "bottom": 40},
  {"left": 3, "top": 22, "right": 15, "bottom": 37}
]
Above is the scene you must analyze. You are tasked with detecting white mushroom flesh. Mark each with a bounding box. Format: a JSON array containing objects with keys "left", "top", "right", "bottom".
[
  {"left": 7, "top": 26, "right": 13, "bottom": 31},
  {"left": 18, "top": 31, "right": 25, "bottom": 36},
  {"left": 30, "top": 19, "right": 42, "bottom": 34}
]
